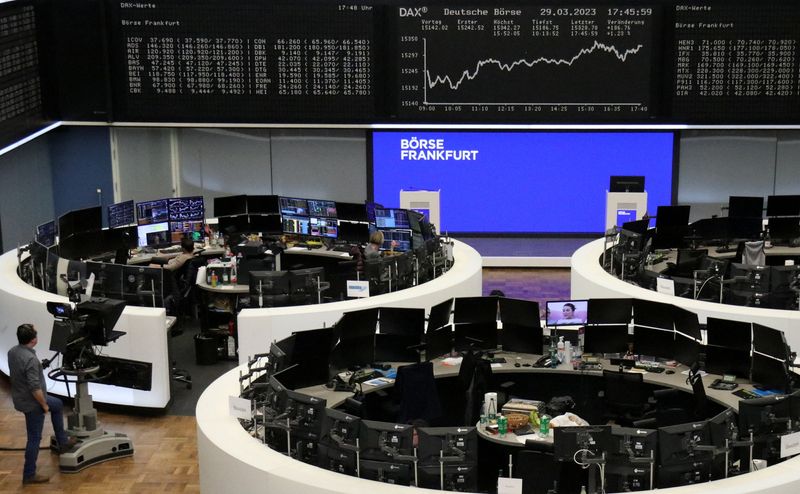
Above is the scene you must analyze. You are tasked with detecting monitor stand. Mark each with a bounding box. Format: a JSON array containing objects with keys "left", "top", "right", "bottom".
[{"left": 50, "top": 367, "right": 134, "bottom": 472}]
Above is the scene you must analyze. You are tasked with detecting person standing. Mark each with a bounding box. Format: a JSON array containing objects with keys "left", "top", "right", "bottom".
[{"left": 8, "top": 323, "right": 75, "bottom": 484}]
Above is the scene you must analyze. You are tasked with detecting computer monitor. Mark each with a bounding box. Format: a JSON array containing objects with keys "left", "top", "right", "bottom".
[
  {"left": 729, "top": 263, "right": 771, "bottom": 292},
  {"left": 35, "top": 220, "right": 57, "bottom": 248},
  {"left": 108, "top": 200, "right": 135, "bottom": 228},
  {"left": 282, "top": 215, "right": 310, "bottom": 235},
  {"left": 285, "top": 327, "right": 335, "bottom": 386},
  {"left": 728, "top": 196, "right": 764, "bottom": 218},
  {"left": 631, "top": 299, "right": 673, "bottom": 331},
  {"left": 428, "top": 298, "right": 453, "bottom": 331},
  {"left": 425, "top": 325, "right": 453, "bottom": 360},
  {"left": 609, "top": 175, "right": 645, "bottom": 193},
  {"left": 335, "top": 201, "right": 368, "bottom": 222},
  {"left": 136, "top": 222, "right": 170, "bottom": 248},
  {"left": 766, "top": 195, "right": 800, "bottom": 217},
  {"left": 583, "top": 325, "right": 630, "bottom": 355},
  {"left": 246, "top": 195, "right": 279, "bottom": 214},
  {"left": 751, "top": 352, "right": 791, "bottom": 393},
  {"left": 135, "top": 199, "right": 169, "bottom": 225},
  {"left": 59, "top": 206, "right": 103, "bottom": 240},
  {"left": 673, "top": 331, "right": 700, "bottom": 367},
  {"left": 545, "top": 300, "right": 588, "bottom": 327},
  {"left": 168, "top": 196, "right": 204, "bottom": 221},
  {"left": 337, "top": 221, "right": 369, "bottom": 244},
  {"left": 657, "top": 420, "right": 712, "bottom": 466},
  {"left": 359, "top": 420, "right": 414, "bottom": 462},
  {"left": 728, "top": 217, "right": 763, "bottom": 241},
  {"left": 609, "top": 426, "right": 657, "bottom": 459},
  {"left": 381, "top": 229, "right": 412, "bottom": 251},
  {"left": 379, "top": 307, "right": 425, "bottom": 337},
  {"left": 267, "top": 341, "right": 289, "bottom": 376},
  {"left": 706, "top": 317, "right": 751, "bottom": 350},
  {"left": 121, "top": 266, "right": 164, "bottom": 307},
  {"left": 308, "top": 217, "right": 338, "bottom": 238},
  {"left": 672, "top": 249, "right": 706, "bottom": 277},
  {"left": 359, "top": 459, "right": 413, "bottom": 486},
  {"left": 621, "top": 218, "right": 650, "bottom": 236},
  {"left": 738, "top": 394, "right": 795, "bottom": 463},
  {"left": 170, "top": 220, "right": 204, "bottom": 243},
  {"left": 374, "top": 208, "right": 411, "bottom": 230},
  {"left": 767, "top": 217, "right": 800, "bottom": 244},
  {"left": 633, "top": 326, "right": 674, "bottom": 360},
  {"left": 320, "top": 408, "right": 361, "bottom": 448},
  {"left": 498, "top": 297, "right": 540, "bottom": 327},
  {"left": 247, "top": 214, "right": 282, "bottom": 234},
  {"left": 417, "top": 463, "right": 477, "bottom": 492},
  {"left": 248, "top": 270, "right": 291, "bottom": 308},
  {"left": 453, "top": 296, "right": 498, "bottom": 325},
  {"left": 653, "top": 205, "right": 691, "bottom": 250},
  {"left": 213, "top": 195, "right": 247, "bottom": 217},
  {"left": 703, "top": 344, "right": 751, "bottom": 379},
  {"left": 218, "top": 214, "right": 249, "bottom": 235},
  {"left": 587, "top": 298, "right": 632, "bottom": 325},
  {"left": 331, "top": 308, "right": 378, "bottom": 370},
  {"left": 284, "top": 388, "right": 327, "bottom": 433},
  {"left": 417, "top": 426, "right": 477, "bottom": 465},
  {"left": 500, "top": 321, "right": 544, "bottom": 354},
  {"left": 554, "top": 425, "right": 612, "bottom": 462},
  {"left": 671, "top": 306, "right": 700, "bottom": 340},
  {"left": 279, "top": 197, "right": 309, "bottom": 216},
  {"left": 85, "top": 261, "right": 124, "bottom": 299},
  {"left": 308, "top": 199, "right": 337, "bottom": 218},
  {"left": 752, "top": 323, "right": 790, "bottom": 360},
  {"left": 76, "top": 298, "right": 126, "bottom": 346},
  {"left": 453, "top": 322, "right": 498, "bottom": 352},
  {"left": 769, "top": 265, "right": 800, "bottom": 309}
]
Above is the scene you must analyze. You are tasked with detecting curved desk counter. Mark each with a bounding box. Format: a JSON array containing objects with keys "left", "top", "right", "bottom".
[
  {"left": 198, "top": 356, "right": 800, "bottom": 494},
  {"left": 571, "top": 239, "right": 800, "bottom": 352},
  {"left": 0, "top": 248, "right": 170, "bottom": 408},
  {"left": 236, "top": 239, "right": 482, "bottom": 365}
]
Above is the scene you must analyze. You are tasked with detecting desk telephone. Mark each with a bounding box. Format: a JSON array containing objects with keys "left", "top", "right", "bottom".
[{"left": 328, "top": 369, "right": 383, "bottom": 391}]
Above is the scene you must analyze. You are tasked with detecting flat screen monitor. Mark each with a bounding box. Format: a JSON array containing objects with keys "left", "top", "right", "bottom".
[
  {"left": 108, "top": 200, "right": 135, "bottom": 228},
  {"left": 425, "top": 325, "right": 453, "bottom": 360},
  {"left": 705, "top": 317, "right": 751, "bottom": 350},
  {"left": 337, "top": 221, "right": 369, "bottom": 244},
  {"left": 279, "top": 197, "right": 309, "bottom": 216},
  {"left": 359, "top": 459, "right": 413, "bottom": 486},
  {"left": 284, "top": 388, "right": 327, "bottom": 434},
  {"left": 633, "top": 326, "right": 674, "bottom": 360},
  {"left": 309, "top": 217, "right": 338, "bottom": 238},
  {"left": 320, "top": 408, "right": 361, "bottom": 448},
  {"left": 500, "top": 323, "right": 543, "bottom": 354},
  {"left": 738, "top": 394, "right": 794, "bottom": 436},
  {"left": 35, "top": 220, "right": 57, "bottom": 248},
  {"left": 498, "top": 297, "right": 540, "bottom": 327},
  {"left": 136, "top": 222, "right": 170, "bottom": 247},
  {"left": 673, "top": 332, "right": 700, "bottom": 367},
  {"left": 587, "top": 298, "right": 632, "bottom": 325},
  {"left": 168, "top": 196, "right": 205, "bottom": 221},
  {"left": 768, "top": 217, "right": 800, "bottom": 244},
  {"left": 752, "top": 323, "right": 790, "bottom": 360},
  {"left": 609, "top": 426, "right": 657, "bottom": 459},
  {"left": 751, "top": 352, "right": 790, "bottom": 392},
  {"left": 380, "top": 229, "right": 411, "bottom": 251},
  {"left": 308, "top": 199, "right": 337, "bottom": 218},
  {"left": 375, "top": 208, "right": 411, "bottom": 230},
  {"left": 248, "top": 214, "right": 282, "bottom": 234},
  {"left": 729, "top": 263, "right": 771, "bottom": 293},
  {"left": 331, "top": 309, "right": 378, "bottom": 370},
  {"left": 671, "top": 305, "right": 700, "bottom": 340},
  {"left": 170, "top": 220, "right": 204, "bottom": 243},
  {"left": 674, "top": 249, "right": 706, "bottom": 275},
  {"left": 554, "top": 425, "right": 612, "bottom": 462},
  {"left": 417, "top": 463, "right": 477, "bottom": 492},
  {"left": 214, "top": 194, "right": 247, "bottom": 217},
  {"left": 246, "top": 195, "right": 279, "bottom": 214},
  {"left": 267, "top": 341, "right": 289, "bottom": 375},
  {"left": 583, "top": 325, "right": 630, "bottom": 355},
  {"left": 453, "top": 322, "right": 498, "bottom": 352},
  {"left": 76, "top": 298, "right": 126, "bottom": 346},
  {"left": 379, "top": 307, "right": 425, "bottom": 338},
  {"left": 359, "top": 420, "right": 414, "bottom": 462},
  {"left": 454, "top": 296, "right": 498, "bottom": 325},
  {"left": 248, "top": 270, "right": 291, "bottom": 307},
  {"left": 59, "top": 206, "right": 102, "bottom": 240},
  {"left": 766, "top": 195, "right": 800, "bottom": 217},
  {"left": 609, "top": 175, "right": 645, "bottom": 193},
  {"left": 653, "top": 205, "right": 691, "bottom": 250},
  {"left": 286, "top": 327, "right": 335, "bottom": 385},
  {"left": 632, "top": 299, "right": 673, "bottom": 331},
  {"left": 703, "top": 345, "right": 751, "bottom": 378},
  {"left": 335, "top": 201, "right": 368, "bottom": 222},
  {"left": 428, "top": 298, "right": 453, "bottom": 331},
  {"left": 282, "top": 215, "right": 310, "bottom": 235},
  {"left": 545, "top": 300, "right": 588, "bottom": 327},
  {"left": 121, "top": 266, "right": 164, "bottom": 307},
  {"left": 621, "top": 218, "right": 650, "bottom": 236},
  {"left": 729, "top": 217, "right": 763, "bottom": 240},
  {"left": 657, "top": 421, "right": 712, "bottom": 466},
  {"left": 135, "top": 199, "right": 169, "bottom": 225},
  {"left": 218, "top": 214, "right": 249, "bottom": 235},
  {"left": 416, "top": 426, "right": 477, "bottom": 464},
  {"left": 728, "top": 196, "right": 764, "bottom": 218}
]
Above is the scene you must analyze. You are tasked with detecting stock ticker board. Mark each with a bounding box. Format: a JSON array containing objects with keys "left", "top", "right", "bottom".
[{"left": 98, "top": 1, "right": 800, "bottom": 124}]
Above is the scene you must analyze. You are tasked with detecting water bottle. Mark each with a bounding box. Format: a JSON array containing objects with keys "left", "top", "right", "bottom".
[
  {"left": 557, "top": 336, "right": 565, "bottom": 363},
  {"left": 539, "top": 414, "right": 551, "bottom": 438},
  {"left": 498, "top": 415, "right": 508, "bottom": 437},
  {"left": 480, "top": 401, "right": 487, "bottom": 425}
]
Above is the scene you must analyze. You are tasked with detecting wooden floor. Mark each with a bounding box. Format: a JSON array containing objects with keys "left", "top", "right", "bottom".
[{"left": 0, "top": 267, "right": 569, "bottom": 492}]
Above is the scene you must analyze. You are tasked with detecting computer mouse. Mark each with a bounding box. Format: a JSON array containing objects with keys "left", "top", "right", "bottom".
[
  {"left": 522, "top": 363, "right": 532, "bottom": 367},
  {"left": 514, "top": 362, "right": 521, "bottom": 368},
  {"left": 666, "top": 370, "right": 675, "bottom": 375}
]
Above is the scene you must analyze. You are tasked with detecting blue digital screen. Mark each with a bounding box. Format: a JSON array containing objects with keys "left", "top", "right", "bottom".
[{"left": 372, "top": 132, "right": 674, "bottom": 233}]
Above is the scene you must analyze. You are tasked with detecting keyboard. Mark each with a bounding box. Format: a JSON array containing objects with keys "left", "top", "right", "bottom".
[
  {"left": 635, "top": 363, "right": 665, "bottom": 373},
  {"left": 715, "top": 246, "right": 735, "bottom": 253}
]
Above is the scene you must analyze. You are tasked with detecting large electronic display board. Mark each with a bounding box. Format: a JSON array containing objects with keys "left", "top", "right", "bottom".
[
  {"left": 108, "top": 0, "right": 375, "bottom": 122},
  {"left": 395, "top": 5, "right": 658, "bottom": 121},
  {"left": 372, "top": 131, "right": 674, "bottom": 233}
]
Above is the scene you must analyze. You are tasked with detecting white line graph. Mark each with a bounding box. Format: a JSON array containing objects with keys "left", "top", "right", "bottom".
[{"left": 421, "top": 37, "right": 646, "bottom": 105}]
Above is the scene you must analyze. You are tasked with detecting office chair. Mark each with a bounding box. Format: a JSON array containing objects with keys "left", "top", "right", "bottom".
[
  {"left": 602, "top": 369, "right": 650, "bottom": 426},
  {"left": 688, "top": 364, "right": 708, "bottom": 419},
  {"left": 632, "top": 388, "right": 691, "bottom": 429},
  {"left": 393, "top": 361, "right": 442, "bottom": 424},
  {"left": 515, "top": 449, "right": 559, "bottom": 494},
  {"left": 457, "top": 350, "right": 493, "bottom": 425},
  {"left": 166, "top": 256, "right": 204, "bottom": 336},
  {"left": 743, "top": 240, "right": 766, "bottom": 266},
  {"left": 364, "top": 257, "right": 392, "bottom": 295}
]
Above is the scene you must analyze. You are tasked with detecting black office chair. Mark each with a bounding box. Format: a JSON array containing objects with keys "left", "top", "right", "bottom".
[
  {"left": 688, "top": 364, "right": 708, "bottom": 419},
  {"left": 602, "top": 369, "right": 650, "bottom": 426},
  {"left": 364, "top": 257, "right": 391, "bottom": 295},
  {"left": 393, "top": 361, "right": 442, "bottom": 425},
  {"left": 457, "top": 350, "right": 493, "bottom": 425},
  {"left": 165, "top": 256, "right": 204, "bottom": 336},
  {"left": 515, "top": 449, "right": 559, "bottom": 494},
  {"left": 633, "top": 388, "right": 692, "bottom": 429}
]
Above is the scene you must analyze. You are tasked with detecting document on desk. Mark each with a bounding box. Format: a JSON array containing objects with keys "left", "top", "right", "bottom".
[
  {"left": 441, "top": 357, "right": 463, "bottom": 366},
  {"left": 363, "top": 377, "right": 394, "bottom": 387}
]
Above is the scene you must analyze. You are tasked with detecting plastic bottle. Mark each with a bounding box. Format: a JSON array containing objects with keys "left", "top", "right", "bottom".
[
  {"left": 498, "top": 415, "right": 508, "bottom": 437},
  {"left": 480, "top": 401, "right": 487, "bottom": 425},
  {"left": 557, "top": 336, "right": 565, "bottom": 363},
  {"left": 539, "top": 414, "right": 551, "bottom": 438},
  {"left": 764, "top": 226, "right": 772, "bottom": 249},
  {"left": 210, "top": 270, "right": 218, "bottom": 287},
  {"left": 222, "top": 267, "right": 229, "bottom": 285}
]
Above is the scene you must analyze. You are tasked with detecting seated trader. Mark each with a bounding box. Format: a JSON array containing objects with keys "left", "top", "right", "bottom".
[
  {"left": 150, "top": 237, "right": 196, "bottom": 271},
  {"left": 364, "top": 230, "right": 397, "bottom": 259}
]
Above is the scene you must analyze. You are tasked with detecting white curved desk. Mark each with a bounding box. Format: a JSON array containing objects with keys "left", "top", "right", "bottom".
[
  {"left": 571, "top": 239, "right": 800, "bottom": 352},
  {"left": 236, "top": 239, "right": 483, "bottom": 365},
  {"left": 0, "top": 249, "right": 170, "bottom": 408},
  {"left": 198, "top": 362, "right": 800, "bottom": 494}
]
